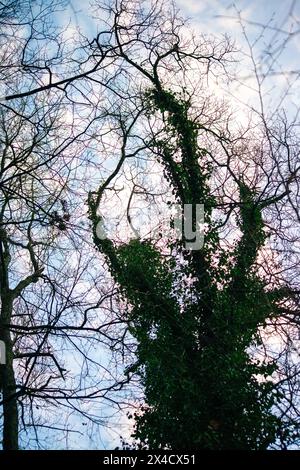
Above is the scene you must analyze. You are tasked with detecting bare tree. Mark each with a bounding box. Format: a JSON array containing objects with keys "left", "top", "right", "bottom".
[{"left": 0, "top": 1, "right": 132, "bottom": 450}]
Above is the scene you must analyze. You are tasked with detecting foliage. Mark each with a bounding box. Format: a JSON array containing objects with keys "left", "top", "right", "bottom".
[{"left": 89, "top": 88, "right": 293, "bottom": 449}]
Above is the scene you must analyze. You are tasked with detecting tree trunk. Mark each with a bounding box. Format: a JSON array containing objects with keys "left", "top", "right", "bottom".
[{"left": 0, "top": 296, "right": 18, "bottom": 450}]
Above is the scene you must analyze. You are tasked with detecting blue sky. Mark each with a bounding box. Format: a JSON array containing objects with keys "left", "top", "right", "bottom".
[
  {"left": 42, "top": 0, "right": 300, "bottom": 449},
  {"left": 175, "top": 0, "right": 300, "bottom": 114}
]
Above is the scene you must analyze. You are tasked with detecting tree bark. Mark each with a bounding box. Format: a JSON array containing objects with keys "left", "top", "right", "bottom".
[
  {"left": 0, "top": 229, "right": 18, "bottom": 450},
  {"left": 0, "top": 295, "right": 18, "bottom": 450}
]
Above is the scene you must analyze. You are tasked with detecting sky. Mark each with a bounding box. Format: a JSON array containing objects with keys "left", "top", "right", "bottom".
[
  {"left": 175, "top": 0, "right": 300, "bottom": 117},
  {"left": 11, "top": 0, "right": 300, "bottom": 450}
]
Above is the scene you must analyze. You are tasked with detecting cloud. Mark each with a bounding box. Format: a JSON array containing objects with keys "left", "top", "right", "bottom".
[{"left": 176, "top": 0, "right": 208, "bottom": 15}]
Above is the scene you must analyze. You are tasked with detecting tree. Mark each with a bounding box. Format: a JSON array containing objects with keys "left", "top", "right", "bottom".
[
  {"left": 88, "top": 91, "right": 291, "bottom": 449},
  {"left": 87, "top": 0, "right": 300, "bottom": 449},
  {"left": 0, "top": 1, "right": 131, "bottom": 450},
  {"left": 1, "top": 0, "right": 300, "bottom": 450}
]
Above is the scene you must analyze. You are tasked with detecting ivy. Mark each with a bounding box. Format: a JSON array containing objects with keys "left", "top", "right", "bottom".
[{"left": 88, "top": 87, "right": 296, "bottom": 449}]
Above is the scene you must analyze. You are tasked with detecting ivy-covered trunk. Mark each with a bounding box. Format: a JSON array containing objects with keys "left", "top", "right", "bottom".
[{"left": 89, "top": 85, "right": 289, "bottom": 449}]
